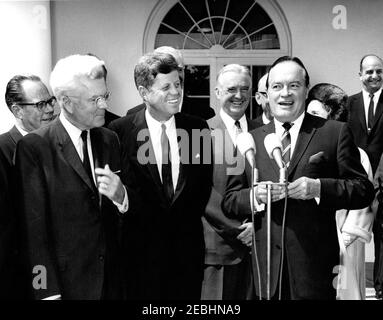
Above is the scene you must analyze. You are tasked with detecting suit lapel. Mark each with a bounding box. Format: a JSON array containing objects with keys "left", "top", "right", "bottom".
[
  {"left": 261, "top": 121, "right": 280, "bottom": 179},
  {"left": 134, "top": 110, "right": 165, "bottom": 201},
  {"left": 55, "top": 119, "right": 97, "bottom": 193},
  {"left": 171, "top": 113, "right": 188, "bottom": 205},
  {"left": 372, "top": 92, "right": 383, "bottom": 130},
  {"left": 9, "top": 126, "right": 23, "bottom": 147},
  {"left": 355, "top": 93, "right": 368, "bottom": 134},
  {"left": 288, "top": 113, "right": 317, "bottom": 178}
]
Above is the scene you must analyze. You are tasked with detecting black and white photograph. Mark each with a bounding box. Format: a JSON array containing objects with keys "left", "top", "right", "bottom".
[{"left": 0, "top": 0, "right": 382, "bottom": 310}]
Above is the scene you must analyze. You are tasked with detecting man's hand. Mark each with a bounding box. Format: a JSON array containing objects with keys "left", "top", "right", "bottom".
[
  {"left": 287, "top": 177, "right": 320, "bottom": 200},
  {"left": 237, "top": 222, "right": 253, "bottom": 247},
  {"left": 95, "top": 164, "right": 124, "bottom": 204},
  {"left": 254, "top": 181, "right": 286, "bottom": 204}
]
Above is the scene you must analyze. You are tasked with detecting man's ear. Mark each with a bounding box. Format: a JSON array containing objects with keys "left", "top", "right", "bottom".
[
  {"left": 11, "top": 104, "right": 23, "bottom": 119},
  {"left": 61, "top": 95, "right": 74, "bottom": 113},
  {"left": 214, "top": 87, "right": 220, "bottom": 99},
  {"left": 138, "top": 86, "right": 148, "bottom": 101}
]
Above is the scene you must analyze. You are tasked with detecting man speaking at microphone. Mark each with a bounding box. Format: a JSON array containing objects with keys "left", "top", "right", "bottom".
[{"left": 222, "top": 56, "right": 374, "bottom": 300}]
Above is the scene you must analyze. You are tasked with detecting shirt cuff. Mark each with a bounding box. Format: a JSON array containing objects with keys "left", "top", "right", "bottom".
[
  {"left": 249, "top": 188, "right": 265, "bottom": 212},
  {"left": 42, "top": 295, "right": 61, "bottom": 300},
  {"left": 113, "top": 186, "right": 129, "bottom": 213},
  {"left": 314, "top": 179, "right": 321, "bottom": 204}
]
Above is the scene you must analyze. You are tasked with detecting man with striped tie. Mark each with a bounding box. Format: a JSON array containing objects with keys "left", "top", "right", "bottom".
[{"left": 222, "top": 56, "right": 374, "bottom": 300}]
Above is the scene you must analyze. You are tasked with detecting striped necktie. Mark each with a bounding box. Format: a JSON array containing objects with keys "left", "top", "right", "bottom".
[{"left": 282, "top": 122, "right": 292, "bottom": 167}]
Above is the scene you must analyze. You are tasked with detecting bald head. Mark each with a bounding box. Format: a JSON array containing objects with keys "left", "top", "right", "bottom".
[{"left": 359, "top": 54, "right": 383, "bottom": 94}]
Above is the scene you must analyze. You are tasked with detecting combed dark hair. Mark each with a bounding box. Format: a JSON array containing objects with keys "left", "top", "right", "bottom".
[
  {"left": 5, "top": 74, "right": 42, "bottom": 111},
  {"left": 306, "top": 83, "right": 348, "bottom": 122},
  {"left": 266, "top": 56, "right": 310, "bottom": 89},
  {"left": 134, "top": 52, "right": 180, "bottom": 89},
  {"left": 359, "top": 54, "right": 383, "bottom": 72}
]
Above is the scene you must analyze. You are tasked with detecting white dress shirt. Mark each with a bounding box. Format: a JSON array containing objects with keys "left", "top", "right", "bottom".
[
  {"left": 262, "top": 112, "right": 271, "bottom": 125},
  {"left": 220, "top": 108, "right": 248, "bottom": 146},
  {"left": 362, "top": 87, "right": 382, "bottom": 128},
  {"left": 145, "top": 109, "right": 180, "bottom": 191},
  {"left": 59, "top": 113, "right": 128, "bottom": 212},
  {"left": 15, "top": 123, "right": 28, "bottom": 136}
]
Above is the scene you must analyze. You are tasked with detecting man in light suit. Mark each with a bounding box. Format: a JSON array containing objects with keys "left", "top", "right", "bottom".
[
  {"left": 201, "top": 64, "right": 260, "bottom": 300},
  {"left": 347, "top": 54, "right": 383, "bottom": 299},
  {"left": 15, "top": 54, "right": 129, "bottom": 300},
  {"left": 109, "top": 52, "right": 212, "bottom": 300},
  {"left": 254, "top": 73, "right": 273, "bottom": 127},
  {"left": 223, "top": 56, "right": 374, "bottom": 299},
  {"left": 0, "top": 74, "right": 55, "bottom": 299}
]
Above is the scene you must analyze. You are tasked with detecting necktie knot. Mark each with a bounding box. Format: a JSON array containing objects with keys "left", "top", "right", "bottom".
[
  {"left": 234, "top": 120, "right": 242, "bottom": 130},
  {"left": 369, "top": 93, "right": 375, "bottom": 99},
  {"left": 81, "top": 130, "right": 88, "bottom": 143},
  {"left": 283, "top": 122, "right": 292, "bottom": 131}
]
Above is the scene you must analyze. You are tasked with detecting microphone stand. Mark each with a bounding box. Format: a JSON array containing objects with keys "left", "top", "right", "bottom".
[{"left": 264, "top": 166, "right": 287, "bottom": 300}]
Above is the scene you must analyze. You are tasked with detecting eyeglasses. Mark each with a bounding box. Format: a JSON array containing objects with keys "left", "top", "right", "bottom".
[
  {"left": 89, "top": 91, "right": 111, "bottom": 106},
  {"left": 257, "top": 91, "right": 267, "bottom": 97},
  {"left": 18, "top": 96, "right": 56, "bottom": 111}
]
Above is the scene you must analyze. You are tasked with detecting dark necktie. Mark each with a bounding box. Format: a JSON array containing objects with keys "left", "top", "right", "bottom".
[
  {"left": 368, "top": 93, "right": 375, "bottom": 131},
  {"left": 81, "top": 130, "right": 96, "bottom": 188},
  {"left": 282, "top": 122, "right": 292, "bottom": 167},
  {"left": 161, "top": 124, "right": 174, "bottom": 201},
  {"left": 234, "top": 120, "right": 242, "bottom": 135}
]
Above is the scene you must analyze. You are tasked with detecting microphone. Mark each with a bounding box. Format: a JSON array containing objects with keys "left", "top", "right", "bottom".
[
  {"left": 236, "top": 132, "right": 256, "bottom": 167},
  {"left": 264, "top": 133, "right": 286, "bottom": 183}
]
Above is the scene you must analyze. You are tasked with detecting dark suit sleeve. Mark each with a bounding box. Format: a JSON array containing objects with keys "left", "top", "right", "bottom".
[
  {"left": 222, "top": 170, "right": 253, "bottom": 219},
  {"left": 15, "top": 136, "right": 61, "bottom": 299},
  {"left": 319, "top": 123, "right": 374, "bottom": 209}
]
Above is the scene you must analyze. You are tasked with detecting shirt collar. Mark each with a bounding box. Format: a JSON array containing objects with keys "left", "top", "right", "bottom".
[
  {"left": 59, "top": 112, "right": 84, "bottom": 144},
  {"left": 262, "top": 113, "right": 271, "bottom": 125},
  {"left": 219, "top": 108, "right": 247, "bottom": 130},
  {"left": 15, "top": 123, "right": 29, "bottom": 136},
  {"left": 145, "top": 108, "right": 175, "bottom": 131},
  {"left": 274, "top": 111, "right": 305, "bottom": 133},
  {"left": 362, "top": 87, "right": 382, "bottom": 100}
]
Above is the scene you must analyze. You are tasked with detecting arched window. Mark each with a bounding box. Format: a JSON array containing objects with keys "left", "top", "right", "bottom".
[{"left": 144, "top": 0, "right": 291, "bottom": 118}]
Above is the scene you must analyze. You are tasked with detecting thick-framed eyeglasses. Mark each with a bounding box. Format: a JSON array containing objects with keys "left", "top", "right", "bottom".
[
  {"left": 18, "top": 96, "right": 56, "bottom": 111},
  {"left": 89, "top": 91, "right": 111, "bottom": 106}
]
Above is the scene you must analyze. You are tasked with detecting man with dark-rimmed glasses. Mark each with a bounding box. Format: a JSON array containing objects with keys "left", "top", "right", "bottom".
[
  {"left": 15, "top": 54, "right": 130, "bottom": 300},
  {"left": 254, "top": 73, "right": 273, "bottom": 127},
  {"left": 0, "top": 74, "right": 55, "bottom": 299}
]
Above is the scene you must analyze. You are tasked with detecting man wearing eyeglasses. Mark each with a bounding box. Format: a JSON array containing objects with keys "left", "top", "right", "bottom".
[
  {"left": 0, "top": 74, "right": 55, "bottom": 299},
  {"left": 254, "top": 73, "right": 273, "bottom": 127},
  {"left": 15, "top": 54, "right": 130, "bottom": 300}
]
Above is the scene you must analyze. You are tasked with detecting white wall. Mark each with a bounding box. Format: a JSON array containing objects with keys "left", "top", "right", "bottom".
[
  {"left": 0, "top": 0, "right": 52, "bottom": 134},
  {"left": 51, "top": 0, "right": 157, "bottom": 116},
  {"left": 50, "top": 0, "right": 383, "bottom": 118},
  {"left": 278, "top": 0, "right": 383, "bottom": 95}
]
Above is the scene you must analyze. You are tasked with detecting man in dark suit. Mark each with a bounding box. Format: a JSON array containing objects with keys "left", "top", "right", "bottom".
[
  {"left": 0, "top": 74, "right": 55, "bottom": 299},
  {"left": 15, "top": 54, "right": 129, "bottom": 300},
  {"left": 222, "top": 56, "right": 374, "bottom": 300},
  {"left": 201, "top": 64, "right": 260, "bottom": 300},
  {"left": 347, "top": 54, "right": 383, "bottom": 174},
  {"left": 254, "top": 73, "right": 273, "bottom": 127},
  {"left": 109, "top": 52, "right": 212, "bottom": 300},
  {"left": 126, "top": 46, "right": 215, "bottom": 120},
  {"left": 347, "top": 54, "right": 383, "bottom": 299}
]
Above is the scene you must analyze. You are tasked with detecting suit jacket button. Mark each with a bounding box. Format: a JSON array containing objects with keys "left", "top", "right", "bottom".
[{"left": 99, "top": 255, "right": 104, "bottom": 261}]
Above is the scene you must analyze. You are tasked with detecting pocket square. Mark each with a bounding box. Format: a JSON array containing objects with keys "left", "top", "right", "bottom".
[{"left": 308, "top": 151, "right": 326, "bottom": 164}]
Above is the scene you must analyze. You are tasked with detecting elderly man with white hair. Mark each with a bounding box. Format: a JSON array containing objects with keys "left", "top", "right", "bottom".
[{"left": 15, "top": 54, "right": 129, "bottom": 300}]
